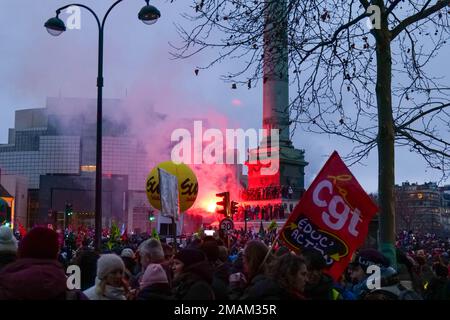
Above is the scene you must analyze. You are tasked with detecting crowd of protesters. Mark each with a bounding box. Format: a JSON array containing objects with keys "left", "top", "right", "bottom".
[
  {"left": 234, "top": 204, "right": 291, "bottom": 221},
  {"left": 0, "top": 225, "right": 449, "bottom": 300},
  {"left": 240, "top": 185, "right": 295, "bottom": 201}
]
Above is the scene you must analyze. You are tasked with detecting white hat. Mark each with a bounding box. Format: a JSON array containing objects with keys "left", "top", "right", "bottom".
[
  {"left": 0, "top": 226, "right": 17, "bottom": 254},
  {"left": 97, "top": 254, "right": 125, "bottom": 280},
  {"left": 121, "top": 248, "right": 135, "bottom": 259}
]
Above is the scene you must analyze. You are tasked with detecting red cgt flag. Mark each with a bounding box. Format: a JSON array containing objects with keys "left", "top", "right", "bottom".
[{"left": 279, "top": 151, "right": 378, "bottom": 281}]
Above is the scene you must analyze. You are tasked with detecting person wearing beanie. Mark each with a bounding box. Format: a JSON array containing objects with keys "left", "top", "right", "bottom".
[
  {"left": 119, "top": 248, "right": 139, "bottom": 293},
  {"left": 18, "top": 226, "right": 60, "bottom": 259},
  {"left": 352, "top": 248, "right": 390, "bottom": 272},
  {"left": 229, "top": 240, "right": 274, "bottom": 300},
  {"left": 138, "top": 238, "right": 164, "bottom": 269},
  {"left": 136, "top": 263, "right": 172, "bottom": 300},
  {"left": 135, "top": 238, "right": 173, "bottom": 290},
  {"left": 83, "top": 253, "right": 127, "bottom": 300},
  {"left": 0, "top": 227, "right": 68, "bottom": 300},
  {"left": 348, "top": 248, "right": 390, "bottom": 298},
  {"left": 0, "top": 226, "right": 17, "bottom": 271},
  {"left": 298, "top": 248, "right": 342, "bottom": 300},
  {"left": 121, "top": 248, "right": 135, "bottom": 260},
  {"left": 172, "top": 248, "right": 215, "bottom": 300},
  {"left": 200, "top": 240, "right": 230, "bottom": 300}
]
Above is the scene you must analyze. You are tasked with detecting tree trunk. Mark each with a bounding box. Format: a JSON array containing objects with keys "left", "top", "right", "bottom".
[{"left": 375, "top": 17, "right": 397, "bottom": 267}]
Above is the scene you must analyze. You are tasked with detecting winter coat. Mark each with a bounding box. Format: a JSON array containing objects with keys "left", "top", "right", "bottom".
[
  {"left": 211, "top": 261, "right": 230, "bottom": 300},
  {"left": 136, "top": 283, "right": 173, "bottom": 300},
  {"left": 305, "top": 273, "right": 342, "bottom": 300},
  {"left": 71, "top": 248, "right": 99, "bottom": 291},
  {"left": 413, "top": 263, "right": 434, "bottom": 295},
  {"left": 83, "top": 278, "right": 127, "bottom": 300},
  {"left": 425, "top": 277, "right": 450, "bottom": 300},
  {"left": 364, "top": 283, "right": 423, "bottom": 300},
  {"left": 0, "top": 258, "right": 67, "bottom": 300},
  {"left": 0, "top": 252, "right": 16, "bottom": 271},
  {"left": 230, "top": 274, "right": 304, "bottom": 300},
  {"left": 172, "top": 261, "right": 215, "bottom": 300}
]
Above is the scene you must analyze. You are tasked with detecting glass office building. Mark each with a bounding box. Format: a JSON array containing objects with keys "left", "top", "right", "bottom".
[{"left": 0, "top": 97, "right": 156, "bottom": 228}]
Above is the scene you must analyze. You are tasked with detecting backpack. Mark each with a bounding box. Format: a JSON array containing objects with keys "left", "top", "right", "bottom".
[{"left": 366, "top": 284, "right": 422, "bottom": 300}]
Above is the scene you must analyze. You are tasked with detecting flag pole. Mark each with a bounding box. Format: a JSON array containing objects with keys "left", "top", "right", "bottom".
[
  {"left": 171, "top": 216, "right": 177, "bottom": 254},
  {"left": 258, "top": 230, "right": 281, "bottom": 273}
]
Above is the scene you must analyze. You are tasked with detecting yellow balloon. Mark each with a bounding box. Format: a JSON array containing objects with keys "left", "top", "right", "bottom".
[{"left": 146, "top": 161, "right": 198, "bottom": 212}]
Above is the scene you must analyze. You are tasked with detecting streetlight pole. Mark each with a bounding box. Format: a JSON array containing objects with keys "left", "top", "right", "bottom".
[{"left": 45, "top": 0, "right": 161, "bottom": 252}]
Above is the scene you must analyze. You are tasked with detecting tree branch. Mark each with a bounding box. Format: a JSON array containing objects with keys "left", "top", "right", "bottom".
[
  {"left": 391, "top": 0, "right": 450, "bottom": 39},
  {"left": 397, "top": 129, "right": 450, "bottom": 158},
  {"left": 396, "top": 103, "right": 450, "bottom": 129}
]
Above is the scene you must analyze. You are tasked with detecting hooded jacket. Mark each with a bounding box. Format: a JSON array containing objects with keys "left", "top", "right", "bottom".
[{"left": 0, "top": 258, "right": 67, "bottom": 300}]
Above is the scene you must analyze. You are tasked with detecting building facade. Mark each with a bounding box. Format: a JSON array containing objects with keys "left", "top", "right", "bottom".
[
  {"left": 395, "top": 182, "right": 449, "bottom": 235},
  {"left": 0, "top": 97, "right": 156, "bottom": 231},
  {"left": 0, "top": 174, "right": 28, "bottom": 227}
]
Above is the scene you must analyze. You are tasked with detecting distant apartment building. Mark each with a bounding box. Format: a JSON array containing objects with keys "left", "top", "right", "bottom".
[
  {"left": 439, "top": 185, "right": 450, "bottom": 235},
  {"left": 395, "top": 182, "right": 449, "bottom": 235}
]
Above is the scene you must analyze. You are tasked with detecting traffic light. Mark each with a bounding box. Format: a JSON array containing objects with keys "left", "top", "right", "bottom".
[
  {"left": 216, "top": 192, "right": 230, "bottom": 216},
  {"left": 148, "top": 211, "right": 155, "bottom": 222},
  {"left": 230, "top": 201, "right": 238, "bottom": 216},
  {"left": 65, "top": 203, "right": 73, "bottom": 217}
]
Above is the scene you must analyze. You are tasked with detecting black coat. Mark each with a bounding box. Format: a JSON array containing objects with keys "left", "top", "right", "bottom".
[
  {"left": 425, "top": 277, "right": 450, "bottom": 300},
  {"left": 0, "top": 253, "right": 16, "bottom": 272},
  {"left": 211, "top": 261, "right": 230, "bottom": 300},
  {"left": 230, "top": 274, "right": 290, "bottom": 300},
  {"left": 172, "top": 261, "right": 215, "bottom": 300},
  {"left": 305, "top": 273, "right": 336, "bottom": 300},
  {"left": 137, "top": 283, "right": 173, "bottom": 300},
  {"left": 71, "top": 248, "right": 99, "bottom": 291}
]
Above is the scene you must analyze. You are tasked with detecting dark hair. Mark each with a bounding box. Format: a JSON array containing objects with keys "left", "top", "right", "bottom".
[
  {"left": 203, "top": 236, "right": 216, "bottom": 243},
  {"left": 200, "top": 241, "right": 220, "bottom": 262},
  {"left": 161, "top": 242, "right": 173, "bottom": 259},
  {"left": 301, "top": 248, "right": 326, "bottom": 271},
  {"left": 267, "top": 253, "right": 306, "bottom": 292},
  {"left": 243, "top": 240, "right": 269, "bottom": 280}
]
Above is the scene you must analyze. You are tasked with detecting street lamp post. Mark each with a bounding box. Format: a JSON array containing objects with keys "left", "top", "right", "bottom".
[{"left": 45, "top": 0, "right": 161, "bottom": 252}]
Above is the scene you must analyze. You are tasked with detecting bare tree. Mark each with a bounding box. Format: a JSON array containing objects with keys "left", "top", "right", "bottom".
[{"left": 172, "top": 0, "right": 450, "bottom": 265}]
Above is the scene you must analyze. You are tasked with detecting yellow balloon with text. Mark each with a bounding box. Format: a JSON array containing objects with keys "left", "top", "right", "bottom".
[{"left": 145, "top": 161, "right": 198, "bottom": 212}]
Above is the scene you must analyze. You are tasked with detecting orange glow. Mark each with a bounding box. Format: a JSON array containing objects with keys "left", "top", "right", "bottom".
[
  {"left": 163, "top": 155, "right": 243, "bottom": 226},
  {"left": 206, "top": 201, "right": 217, "bottom": 213}
]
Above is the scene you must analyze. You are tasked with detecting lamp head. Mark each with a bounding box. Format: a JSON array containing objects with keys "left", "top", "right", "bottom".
[
  {"left": 45, "top": 15, "right": 66, "bottom": 36},
  {"left": 139, "top": 2, "right": 161, "bottom": 25}
]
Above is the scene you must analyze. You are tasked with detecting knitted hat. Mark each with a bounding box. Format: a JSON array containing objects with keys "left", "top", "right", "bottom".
[
  {"left": 352, "top": 248, "right": 390, "bottom": 272},
  {"left": 18, "top": 227, "right": 59, "bottom": 259},
  {"left": 200, "top": 240, "right": 219, "bottom": 262},
  {"left": 97, "top": 253, "right": 125, "bottom": 280},
  {"left": 120, "top": 248, "right": 135, "bottom": 259},
  {"left": 0, "top": 226, "right": 17, "bottom": 254},
  {"left": 140, "top": 263, "right": 168, "bottom": 289},
  {"left": 174, "top": 248, "right": 206, "bottom": 268}
]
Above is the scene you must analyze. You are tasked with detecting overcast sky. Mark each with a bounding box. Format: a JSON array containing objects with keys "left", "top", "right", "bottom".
[{"left": 0, "top": 0, "right": 449, "bottom": 193}]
